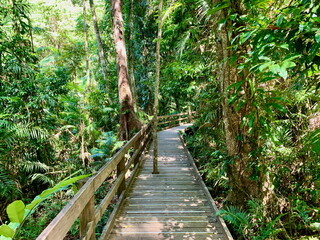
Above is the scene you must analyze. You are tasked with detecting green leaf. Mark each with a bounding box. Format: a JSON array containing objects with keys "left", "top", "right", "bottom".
[
  {"left": 268, "top": 103, "right": 287, "bottom": 112},
  {"left": 226, "top": 80, "right": 245, "bottom": 91},
  {"left": 269, "top": 64, "right": 281, "bottom": 74},
  {"left": 0, "top": 236, "right": 11, "bottom": 240},
  {"left": 248, "top": 116, "right": 255, "bottom": 128},
  {"left": 7, "top": 223, "right": 19, "bottom": 232},
  {"left": 281, "top": 61, "right": 296, "bottom": 69},
  {"left": 259, "top": 76, "right": 275, "bottom": 83},
  {"left": 207, "top": 1, "right": 230, "bottom": 15},
  {"left": 25, "top": 197, "right": 43, "bottom": 212},
  {"left": 315, "top": 30, "right": 320, "bottom": 43},
  {"left": 259, "top": 62, "right": 272, "bottom": 71},
  {"left": 6, "top": 201, "right": 25, "bottom": 223},
  {"left": 310, "top": 222, "right": 320, "bottom": 230},
  {"left": 240, "top": 30, "right": 257, "bottom": 44},
  {"left": 258, "top": 56, "right": 271, "bottom": 61},
  {"left": 276, "top": 14, "right": 284, "bottom": 26},
  {"left": 0, "top": 225, "right": 14, "bottom": 238},
  {"left": 278, "top": 43, "right": 289, "bottom": 49},
  {"left": 308, "top": 129, "right": 320, "bottom": 154},
  {"left": 72, "top": 184, "right": 79, "bottom": 195},
  {"left": 26, "top": 174, "right": 90, "bottom": 211},
  {"left": 278, "top": 66, "right": 288, "bottom": 79},
  {"left": 236, "top": 100, "right": 246, "bottom": 112}
]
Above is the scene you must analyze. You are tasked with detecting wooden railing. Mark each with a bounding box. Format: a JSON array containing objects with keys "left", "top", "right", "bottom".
[
  {"left": 158, "top": 111, "right": 197, "bottom": 130},
  {"left": 36, "top": 111, "right": 195, "bottom": 240},
  {"left": 36, "top": 121, "right": 153, "bottom": 240}
]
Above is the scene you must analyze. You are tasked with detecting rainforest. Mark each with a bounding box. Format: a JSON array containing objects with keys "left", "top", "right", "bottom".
[{"left": 0, "top": 0, "right": 319, "bottom": 239}]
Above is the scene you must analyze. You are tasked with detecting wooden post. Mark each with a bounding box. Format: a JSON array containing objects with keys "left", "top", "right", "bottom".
[
  {"left": 188, "top": 106, "right": 192, "bottom": 122},
  {"left": 134, "top": 134, "right": 142, "bottom": 166},
  {"left": 117, "top": 157, "right": 126, "bottom": 195},
  {"left": 78, "top": 180, "right": 96, "bottom": 240},
  {"left": 153, "top": 119, "right": 159, "bottom": 174}
]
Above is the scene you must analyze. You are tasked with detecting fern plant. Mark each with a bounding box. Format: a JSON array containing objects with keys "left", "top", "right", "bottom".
[
  {"left": 217, "top": 205, "right": 251, "bottom": 237},
  {"left": 0, "top": 165, "right": 20, "bottom": 201},
  {"left": 217, "top": 200, "right": 286, "bottom": 239}
]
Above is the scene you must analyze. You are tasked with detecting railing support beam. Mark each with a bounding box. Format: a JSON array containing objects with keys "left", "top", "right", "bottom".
[
  {"left": 117, "top": 157, "right": 126, "bottom": 195},
  {"left": 152, "top": 119, "right": 159, "bottom": 174},
  {"left": 78, "top": 180, "right": 96, "bottom": 240}
]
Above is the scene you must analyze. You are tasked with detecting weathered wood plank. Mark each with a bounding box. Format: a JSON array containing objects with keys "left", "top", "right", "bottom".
[
  {"left": 109, "top": 233, "right": 227, "bottom": 240},
  {"left": 113, "top": 221, "right": 221, "bottom": 228},
  {"left": 105, "top": 124, "right": 232, "bottom": 240}
]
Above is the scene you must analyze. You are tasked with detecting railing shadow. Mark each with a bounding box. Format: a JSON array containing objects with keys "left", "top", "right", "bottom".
[{"left": 36, "top": 112, "right": 195, "bottom": 240}]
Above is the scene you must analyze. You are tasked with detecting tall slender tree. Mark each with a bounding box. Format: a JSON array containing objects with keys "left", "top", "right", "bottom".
[
  {"left": 153, "top": 0, "right": 164, "bottom": 174},
  {"left": 89, "top": 0, "right": 109, "bottom": 88},
  {"left": 82, "top": 0, "right": 90, "bottom": 84},
  {"left": 111, "top": 0, "right": 141, "bottom": 140}
]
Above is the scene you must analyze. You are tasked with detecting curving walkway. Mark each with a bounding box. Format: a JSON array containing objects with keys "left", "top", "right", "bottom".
[{"left": 107, "top": 125, "right": 233, "bottom": 240}]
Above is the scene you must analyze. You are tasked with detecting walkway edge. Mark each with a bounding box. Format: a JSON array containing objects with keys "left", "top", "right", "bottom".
[{"left": 178, "top": 129, "right": 234, "bottom": 240}]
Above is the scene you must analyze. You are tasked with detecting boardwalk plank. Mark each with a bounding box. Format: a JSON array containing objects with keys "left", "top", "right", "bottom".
[{"left": 106, "top": 125, "right": 232, "bottom": 240}]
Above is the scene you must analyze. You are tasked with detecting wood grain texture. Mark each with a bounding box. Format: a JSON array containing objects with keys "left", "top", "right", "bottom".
[{"left": 106, "top": 125, "right": 233, "bottom": 240}]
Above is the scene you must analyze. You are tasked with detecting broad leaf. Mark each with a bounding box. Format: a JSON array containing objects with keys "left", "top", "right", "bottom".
[
  {"left": 281, "top": 61, "right": 296, "bottom": 69},
  {"left": 259, "top": 62, "right": 272, "bottom": 71},
  {"left": 0, "top": 225, "right": 14, "bottom": 238},
  {"left": 269, "top": 64, "right": 281, "bottom": 74},
  {"left": 26, "top": 174, "right": 90, "bottom": 211},
  {"left": 278, "top": 66, "right": 288, "bottom": 79},
  {"left": 6, "top": 201, "right": 25, "bottom": 223}
]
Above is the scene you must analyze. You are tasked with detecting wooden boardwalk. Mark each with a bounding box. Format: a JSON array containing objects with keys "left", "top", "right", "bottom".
[{"left": 108, "top": 125, "right": 233, "bottom": 240}]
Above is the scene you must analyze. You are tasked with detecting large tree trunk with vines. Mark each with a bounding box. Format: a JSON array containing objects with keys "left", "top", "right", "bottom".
[
  {"left": 128, "top": 0, "right": 138, "bottom": 111},
  {"left": 111, "top": 0, "right": 141, "bottom": 140},
  {"left": 213, "top": 0, "right": 275, "bottom": 208}
]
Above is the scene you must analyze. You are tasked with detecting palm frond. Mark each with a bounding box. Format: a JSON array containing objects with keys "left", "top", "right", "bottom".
[
  {"left": 196, "top": 0, "right": 212, "bottom": 23},
  {"left": 177, "top": 31, "right": 191, "bottom": 58}
]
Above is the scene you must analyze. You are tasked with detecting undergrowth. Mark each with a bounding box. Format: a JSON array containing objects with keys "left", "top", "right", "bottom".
[{"left": 183, "top": 124, "right": 320, "bottom": 240}]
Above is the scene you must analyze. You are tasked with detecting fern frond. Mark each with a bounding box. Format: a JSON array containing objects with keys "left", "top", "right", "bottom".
[
  {"left": 177, "top": 31, "right": 191, "bottom": 58},
  {"left": 30, "top": 173, "right": 54, "bottom": 186},
  {"left": 196, "top": 0, "right": 212, "bottom": 22},
  {"left": 22, "top": 161, "right": 51, "bottom": 173},
  {"left": 0, "top": 165, "right": 20, "bottom": 199},
  {"left": 14, "top": 123, "right": 49, "bottom": 140},
  {"left": 217, "top": 206, "right": 250, "bottom": 234}
]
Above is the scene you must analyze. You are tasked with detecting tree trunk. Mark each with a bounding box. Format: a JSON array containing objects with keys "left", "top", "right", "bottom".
[
  {"left": 82, "top": 0, "right": 90, "bottom": 85},
  {"left": 152, "top": 0, "right": 164, "bottom": 174},
  {"left": 213, "top": 1, "right": 261, "bottom": 206},
  {"left": 128, "top": 0, "right": 138, "bottom": 111},
  {"left": 111, "top": 0, "right": 141, "bottom": 140},
  {"left": 89, "top": 0, "right": 109, "bottom": 88}
]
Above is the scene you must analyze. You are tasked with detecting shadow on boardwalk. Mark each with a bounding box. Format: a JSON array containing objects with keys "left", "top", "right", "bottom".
[{"left": 108, "top": 125, "right": 233, "bottom": 240}]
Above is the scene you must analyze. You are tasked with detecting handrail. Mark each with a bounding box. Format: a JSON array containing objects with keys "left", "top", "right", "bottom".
[
  {"left": 36, "top": 111, "right": 196, "bottom": 240},
  {"left": 36, "top": 120, "right": 153, "bottom": 240},
  {"left": 158, "top": 111, "right": 197, "bottom": 130}
]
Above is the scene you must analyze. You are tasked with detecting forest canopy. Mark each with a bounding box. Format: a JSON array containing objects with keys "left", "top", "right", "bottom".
[{"left": 0, "top": 0, "right": 319, "bottom": 239}]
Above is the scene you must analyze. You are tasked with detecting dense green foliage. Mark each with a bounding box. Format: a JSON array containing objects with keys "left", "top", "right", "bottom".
[{"left": 0, "top": 0, "right": 319, "bottom": 239}]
